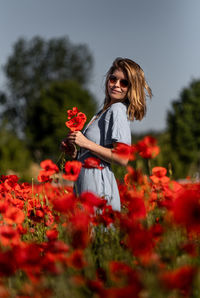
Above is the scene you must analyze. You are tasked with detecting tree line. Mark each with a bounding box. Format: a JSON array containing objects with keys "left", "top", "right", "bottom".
[
  {"left": 0, "top": 36, "right": 199, "bottom": 179},
  {"left": 0, "top": 36, "right": 97, "bottom": 178}
]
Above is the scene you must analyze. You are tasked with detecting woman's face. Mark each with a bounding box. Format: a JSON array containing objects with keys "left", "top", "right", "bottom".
[{"left": 107, "top": 68, "right": 129, "bottom": 103}]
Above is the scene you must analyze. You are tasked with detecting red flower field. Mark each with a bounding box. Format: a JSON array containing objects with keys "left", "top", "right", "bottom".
[{"left": 0, "top": 137, "right": 200, "bottom": 297}]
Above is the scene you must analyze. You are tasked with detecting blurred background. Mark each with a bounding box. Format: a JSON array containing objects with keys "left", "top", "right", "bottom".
[{"left": 0, "top": 0, "right": 200, "bottom": 180}]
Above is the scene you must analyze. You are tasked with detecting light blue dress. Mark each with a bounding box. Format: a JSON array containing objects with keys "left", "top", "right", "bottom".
[{"left": 76, "top": 102, "right": 131, "bottom": 211}]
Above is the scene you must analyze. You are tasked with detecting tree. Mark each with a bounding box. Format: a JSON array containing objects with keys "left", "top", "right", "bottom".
[
  {"left": 167, "top": 79, "right": 200, "bottom": 178},
  {"left": 25, "top": 80, "right": 96, "bottom": 161},
  {"left": 1, "top": 36, "right": 94, "bottom": 136}
]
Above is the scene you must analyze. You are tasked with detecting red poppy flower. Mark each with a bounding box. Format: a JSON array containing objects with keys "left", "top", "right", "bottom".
[
  {"left": 4, "top": 206, "right": 25, "bottom": 225},
  {"left": 67, "top": 107, "right": 79, "bottom": 119},
  {"left": 112, "top": 142, "right": 135, "bottom": 160},
  {"left": 70, "top": 211, "right": 90, "bottom": 249},
  {"left": 124, "top": 166, "right": 146, "bottom": 187},
  {"left": 136, "top": 136, "right": 160, "bottom": 159},
  {"left": 0, "top": 250, "right": 16, "bottom": 276},
  {"left": 37, "top": 172, "right": 52, "bottom": 183},
  {"left": 149, "top": 223, "right": 164, "bottom": 243},
  {"left": 40, "top": 160, "right": 59, "bottom": 175},
  {"left": 79, "top": 191, "right": 107, "bottom": 211},
  {"left": 124, "top": 190, "right": 146, "bottom": 219},
  {"left": 65, "top": 108, "right": 87, "bottom": 132},
  {"left": 0, "top": 200, "right": 9, "bottom": 214},
  {"left": 181, "top": 241, "right": 198, "bottom": 257},
  {"left": 0, "top": 175, "right": 7, "bottom": 183},
  {"left": 43, "top": 239, "right": 69, "bottom": 258},
  {"left": 82, "top": 157, "right": 103, "bottom": 170},
  {"left": 53, "top": 193, "right": 76, "bottom": 213},
  {"left": 13, "top": 243, "right": 43, "bottom": 281},
  {"left": 123, "top": 222, "right": 155, "bottom": 257},
  {"left": 38, "top": 159, "right": 59, "bottom": 183},
  {"left": 0, "top": 226, "right": 20, "bottom": 246},
  {"left": 3, "top": 175, "right": 19, "bottom": 191},
  {"left": 109, "top": 261, "right": 136, "bottom": 283},
  {"left": 86, "top": 279, "right": 105, "bottom": 297},
  {"left": 108, "top": 261, "right": 143, "bottom": 296},
  {"left": 105, "top": 285, "right": 142, "bottom": 298},
  {"left": 63, "top": 161, "right": 82, "bottom": 181},
  {"left": 152, "top": 166, "right": 167, "bottom": 177},
  {"left": 67, "top": 250, "right": 87, "bottom": 269},
  {"left": 160, "top": 265, "right": 197, "bottom": 296},
  {"left": 18, "top": 182, "right": 31, "bottom": 197},
  {"left": 150, "top": 167, "right": 170, "bottom": 184},
  {"left": 172, "top": 188, "right": 200, "bottom": 233},
  {"left": 96, "top": 205, "right": 118, "bottom": 227},
  {"left": 46, "top": 229, "right": 58, "bottom": 241}
]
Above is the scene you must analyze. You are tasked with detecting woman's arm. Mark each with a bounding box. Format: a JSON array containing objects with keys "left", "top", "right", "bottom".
[{"left": 67, "top": 131, "right": 129, "bottom": 166}]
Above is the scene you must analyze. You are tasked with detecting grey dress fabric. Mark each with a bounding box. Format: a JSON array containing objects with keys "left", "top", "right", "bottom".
[{"left": 75, "top": 102, "right": 131, "bottom": 211}]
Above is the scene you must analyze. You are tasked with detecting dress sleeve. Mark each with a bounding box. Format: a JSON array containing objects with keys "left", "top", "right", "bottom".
[{"left": 104, "top": 103, "right": 131, "bottom": 146}]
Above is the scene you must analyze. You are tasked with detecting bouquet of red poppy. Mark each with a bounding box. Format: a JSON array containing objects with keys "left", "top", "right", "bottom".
[
  {"left": 65, "top": 107, "right": 87, "bottom": 132},
  {"left": 59, "top": 107, "right": 87, "bottom": 164},
  {"left": 60, "top": 107, "right": 87, "bottom": 156}
]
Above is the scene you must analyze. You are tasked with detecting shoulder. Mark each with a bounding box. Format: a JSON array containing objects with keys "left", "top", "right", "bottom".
[{"left": 104, "top": 102, "right": 129, "bottom": 124}]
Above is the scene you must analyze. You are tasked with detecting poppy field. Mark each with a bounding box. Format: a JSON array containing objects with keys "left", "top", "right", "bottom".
[{"left": 0, "top": 135, "right": 200, "bottom": 298}]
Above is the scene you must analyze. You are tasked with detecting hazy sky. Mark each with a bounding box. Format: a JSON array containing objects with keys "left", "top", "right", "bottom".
[{"left": 0, "top": 0, "right": 200, "bottom": 133}]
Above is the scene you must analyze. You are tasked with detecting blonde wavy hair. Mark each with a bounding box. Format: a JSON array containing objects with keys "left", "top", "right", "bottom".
[{"left": 103, "top": 57, "right": 152, "bottom": 121}]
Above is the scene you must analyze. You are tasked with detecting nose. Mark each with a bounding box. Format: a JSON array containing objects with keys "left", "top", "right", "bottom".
[{"left": 114, "top": 78, "right": 121, "bottom": 87}]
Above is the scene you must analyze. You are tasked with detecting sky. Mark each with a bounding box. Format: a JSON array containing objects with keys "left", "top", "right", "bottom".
[{"left": 0, "top": 0, "right": 200, "bottom": 133}]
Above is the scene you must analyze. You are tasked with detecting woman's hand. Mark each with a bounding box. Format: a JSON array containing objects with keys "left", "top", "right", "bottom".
[{"left": 67, "top": 131, "right": 89, "bottom": 148}]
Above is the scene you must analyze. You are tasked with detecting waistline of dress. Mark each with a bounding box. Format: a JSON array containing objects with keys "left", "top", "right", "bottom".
[{"left": 77, "top": 150, "right": 111, "bottom": 169}]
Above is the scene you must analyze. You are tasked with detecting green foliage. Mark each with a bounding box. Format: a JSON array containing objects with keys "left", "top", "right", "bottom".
[
  {"left": 154, "top": 132, "right": 183, "bottom": 179},
  {"left": 25, "top": 80, "right": 96, "bottom": 161},
  {"left": 130, "top": 79, "right": 200, "bottom": 179},
  {"left": 1, "top": 36, "right": 94, "bottom": 135},
  {"left": 0, "top": 35, "right": 96, "bottom": 168},
  {"left": 167, "top": 79, "right": 200, "bottom": 178},
  {"left": 0, "top": 126, "right": 31, "bottom": 177}
]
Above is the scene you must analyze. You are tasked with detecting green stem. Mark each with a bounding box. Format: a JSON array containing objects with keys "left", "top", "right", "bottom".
[
  {"left": 32, "top": 178, "right": 34, "bottom": 199},
  {"left": 147, "top": 159, "right": 152, "bottom": 176},
  {"left": 56, "top": 152, "right": 65, "bottom": 165},
  {"left": 168, "top": 162, "right": 173, "bottom": 178},
  {"left": 74, "top": 182, "right": 78, "bottom": 196}
]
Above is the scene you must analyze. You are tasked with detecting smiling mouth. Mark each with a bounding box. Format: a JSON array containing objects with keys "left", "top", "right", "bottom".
[{"left": 111, "top": 89, "right": 121, "bottom": 93}]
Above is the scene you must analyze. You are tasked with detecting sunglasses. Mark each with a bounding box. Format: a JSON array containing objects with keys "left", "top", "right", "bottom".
[{"left": 108, "top": 74, "right": 129, "bottom": 88}]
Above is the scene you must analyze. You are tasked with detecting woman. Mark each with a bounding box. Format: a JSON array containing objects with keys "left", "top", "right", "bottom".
[{"left": 62, "top": 57, "right": 152, "bottom": 211}]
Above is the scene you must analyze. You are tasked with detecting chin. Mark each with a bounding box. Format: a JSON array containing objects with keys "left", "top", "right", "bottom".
[
  {"left": 110, "top": 96, "right": 125, "bottom": 102},
  {"left": 110, "top": 93, "right": 124, "bottom": 100},
  {"left": 110, "top": 99, "right": 124, "bottom": 105}
]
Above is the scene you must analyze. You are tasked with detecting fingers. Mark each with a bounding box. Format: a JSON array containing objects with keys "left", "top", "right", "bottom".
[
  {"left": 67, "top": 131, "right": 80, "bottom": 143},
  {"left": 71, "top": 143, "right": 77, "bottom": 150},
  {"left": 67, "top": 134, "right": 75, "bottom": 143},
  {"left": 62, "top": 131, "right": 83, "bottom": 148},
  {"left": 60, "top": 141, "right": 77, "bottom": 156},
  {"left": 62, "top": 132, "right": 77, "bottom": 144},
  {"left": 60, "top": 135, "right": 74, "bottom": 151}
]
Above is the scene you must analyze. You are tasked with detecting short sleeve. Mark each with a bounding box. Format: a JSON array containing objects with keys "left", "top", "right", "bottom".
[{"left": 104, "top": 103, "right": 131, "bottom": 146}]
